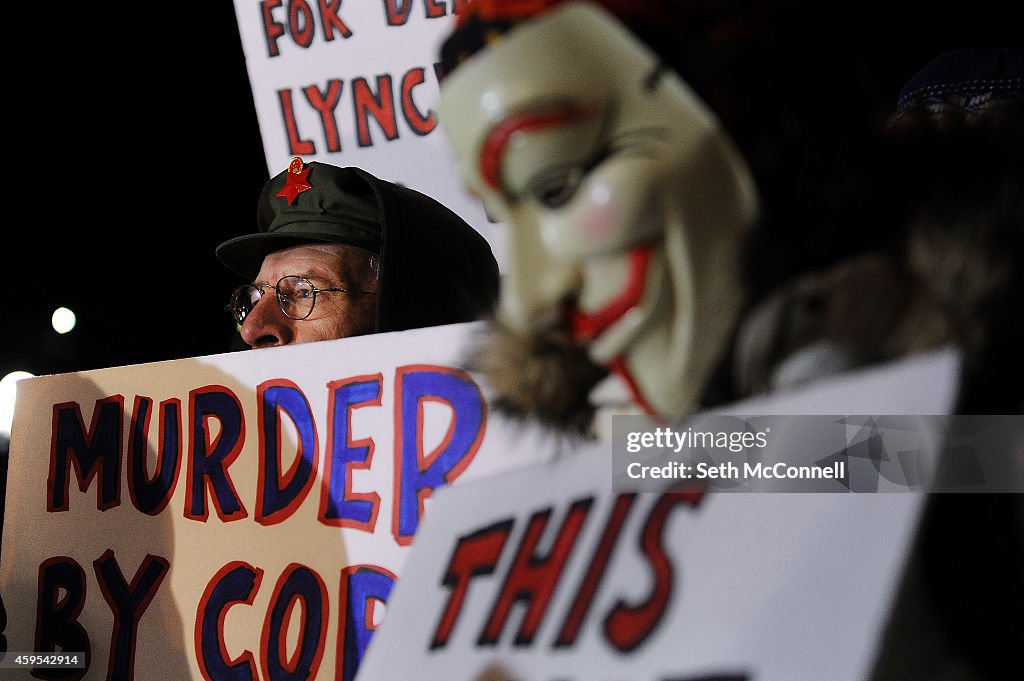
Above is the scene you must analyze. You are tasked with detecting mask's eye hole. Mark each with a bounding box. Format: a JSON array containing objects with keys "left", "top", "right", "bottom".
[{"left": 528, "top": 166, "right": 585, "bottom": 209}]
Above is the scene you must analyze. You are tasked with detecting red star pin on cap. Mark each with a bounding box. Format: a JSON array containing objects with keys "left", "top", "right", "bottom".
[{"left": 277, "top": 156, "right": 313, "bottom": 205}]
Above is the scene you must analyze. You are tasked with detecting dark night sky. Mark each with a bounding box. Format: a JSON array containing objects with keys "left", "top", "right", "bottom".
[
  {"left": 2, "top": 1, "right": 1021, "bottom": 380},
  {"left": 4, "top": 3, "right": 268, "bottom": 379}
]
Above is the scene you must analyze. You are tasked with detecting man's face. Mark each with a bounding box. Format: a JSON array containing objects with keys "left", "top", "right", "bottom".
[
  {"left": 439, "top": 4, "right": 758, "bottom": 419},
  {"left": 239, "top": 242, "right": 378, "bottom": 348}
]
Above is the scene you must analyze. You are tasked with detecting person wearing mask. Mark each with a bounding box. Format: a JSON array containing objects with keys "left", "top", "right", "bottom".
[{"left": 437, "top": 1, "right": 760, "bottom": 435}]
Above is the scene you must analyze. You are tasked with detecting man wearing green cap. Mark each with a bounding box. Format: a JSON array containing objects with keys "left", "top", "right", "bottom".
[{"left": 217, "top": 158, "right": 500, "bottom": 348}]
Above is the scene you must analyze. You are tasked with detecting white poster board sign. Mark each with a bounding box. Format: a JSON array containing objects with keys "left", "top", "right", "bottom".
[
  {"left": 0, "top": 322, "right": 561, "bottom": 680},
  {"left": 230, "top": 0, "right": 503, "bottom": 265},
  {"left": 355, "top": 349, "right": 961, "bottom": 681}
]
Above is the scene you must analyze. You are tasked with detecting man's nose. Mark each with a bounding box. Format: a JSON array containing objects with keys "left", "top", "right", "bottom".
[{"left": 239, "top": 295, "right": 294, "bottom": 348}]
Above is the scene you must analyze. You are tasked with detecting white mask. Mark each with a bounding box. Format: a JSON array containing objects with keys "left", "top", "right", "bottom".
[{"left": 439, "top": 3, "right": 760, "bottom": 422}]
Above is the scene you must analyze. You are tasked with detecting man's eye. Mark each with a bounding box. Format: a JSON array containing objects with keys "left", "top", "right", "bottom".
[
  {"left": 286, "top": 281, "right": 316, "bottom": 300},
  {"left": 529, "top": 166, "right": 584, "bottom": 209}
]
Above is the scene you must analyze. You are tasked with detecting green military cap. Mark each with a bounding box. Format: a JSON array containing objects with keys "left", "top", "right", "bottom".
[{"left": 216, "top": 157, "right": 383, "bottom": 280}]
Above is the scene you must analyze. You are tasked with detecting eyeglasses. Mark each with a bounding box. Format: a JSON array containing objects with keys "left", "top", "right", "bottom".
[{"left": 226, "top": 275, "right": 377, "bottom": 324}]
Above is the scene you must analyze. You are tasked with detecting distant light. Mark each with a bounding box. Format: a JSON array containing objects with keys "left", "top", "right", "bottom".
[
  {"left": 52, "top": 307, "right": 77, "bottom": 334},
  {"left": 1, "top": 370, "right": 35, "bottom": 437}
]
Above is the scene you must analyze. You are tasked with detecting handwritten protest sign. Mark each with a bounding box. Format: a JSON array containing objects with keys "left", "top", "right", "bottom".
[
  {"left": 230, "top": 0, "right": 502, "bottom": 264},
  {"left": 0, "top": 322, "right": 562, "bottom": 680},
  {"left": 355, "top": 348, "right": 961, "bottom": 681}
]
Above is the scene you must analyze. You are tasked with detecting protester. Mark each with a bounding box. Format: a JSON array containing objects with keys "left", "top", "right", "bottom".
[
  {"left": 434, "top": 0, "right": 919, "bottom": 432},
  {"left": 438, "top": 3, "right": 1023, "bottom": 679},
  {"left": 216, "top": 158, "right": 500, "bottom": 348},
  {"left": 438, "top": 1, "right": 760, "bottom": 435},
  {"left": 733, "top": 47, "right": 1024, "bottom": 411},
  {"left": 869, "top": 48, "right": 1024, "bottom": 681}
]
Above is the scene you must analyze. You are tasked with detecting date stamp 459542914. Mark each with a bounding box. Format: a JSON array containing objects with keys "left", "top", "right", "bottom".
[{"left": 0, "top": 652, "right": 87, "bottom": 670}]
